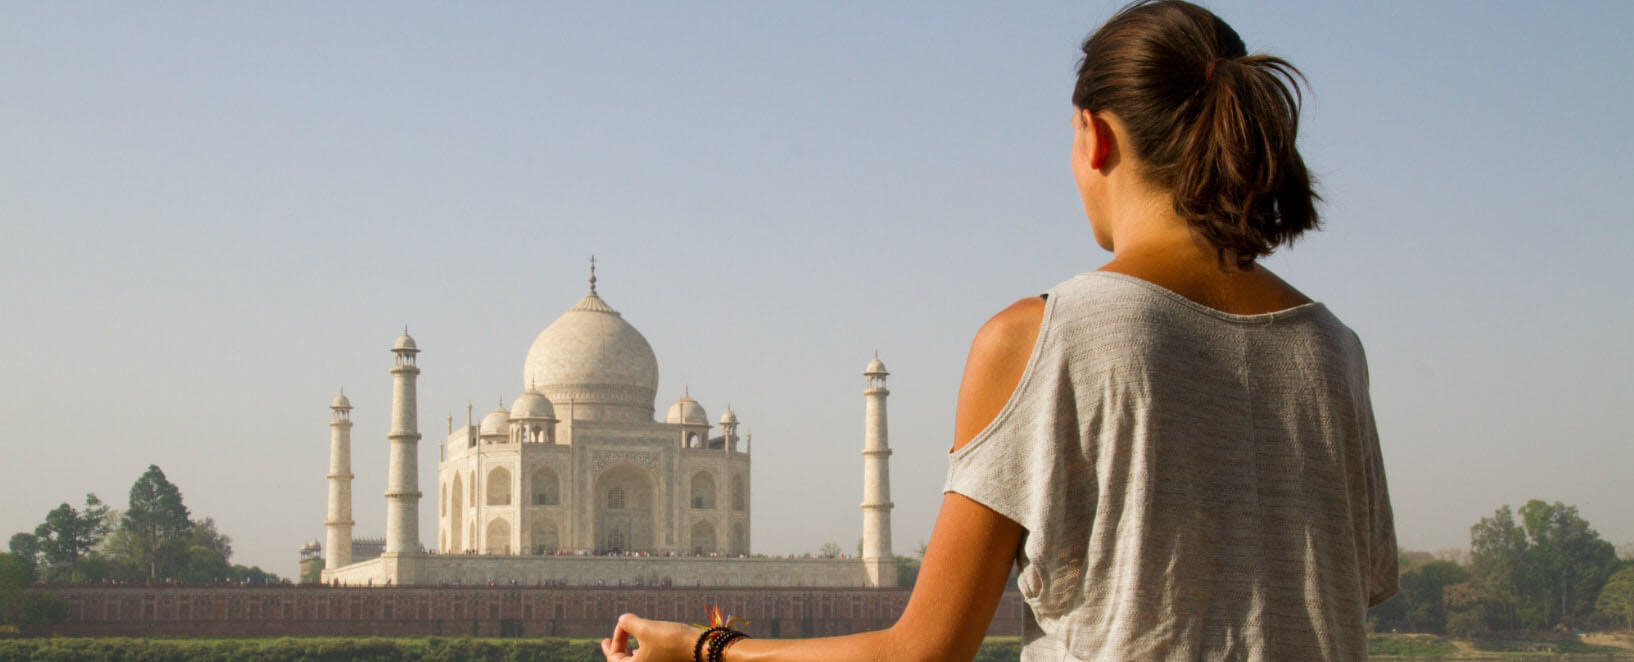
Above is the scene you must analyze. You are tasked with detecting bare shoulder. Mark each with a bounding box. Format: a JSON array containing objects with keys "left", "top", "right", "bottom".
[{"left": 952, "top": 296, "right": 1047, "bottom": 452}]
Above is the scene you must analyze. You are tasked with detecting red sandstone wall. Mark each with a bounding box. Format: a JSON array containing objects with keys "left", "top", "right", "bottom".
[{"left": 32, "top": 586, "right": 1025, "bottom": 639}]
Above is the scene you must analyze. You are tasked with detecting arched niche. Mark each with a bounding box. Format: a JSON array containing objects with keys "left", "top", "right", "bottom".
[
  {"left": 532, "top": 517, "right": 559, "bottom": 554},
  {"left": 451, "top": 473, "right": 465, "bottom": 552},
  {"left": 690, "top": 520, "right": 717, "bottom": 555},
  {"left": 593, "top": 463, "right": 655, "bottom": 553},
  {"left": 691, "top": 472, "right": 717, "bottom": 509},
  {"left": 486, "top": 518, "right": 511, "bottom": 555},
  {"left": 731, "top": 474, "right": 746, "bottom": 511},
  {"left": 487, "top": 466, "right": 512, "bottom": 506},
  {"left": 531, "top": 466, "right": 560, "bottom": 506}
]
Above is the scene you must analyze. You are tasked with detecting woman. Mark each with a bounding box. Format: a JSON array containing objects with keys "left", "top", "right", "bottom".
[{"left": 602, "top": 1, "right": 1396, "bottom": 660}]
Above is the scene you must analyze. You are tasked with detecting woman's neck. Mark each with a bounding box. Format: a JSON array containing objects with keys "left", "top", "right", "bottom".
[{"left": 1098, "top": 210, "right": 1311, "bottom": 315}]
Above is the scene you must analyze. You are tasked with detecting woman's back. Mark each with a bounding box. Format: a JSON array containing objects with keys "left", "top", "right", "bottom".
[{"left": 946, "top": 272, "right": 1396, "bottom": 661}]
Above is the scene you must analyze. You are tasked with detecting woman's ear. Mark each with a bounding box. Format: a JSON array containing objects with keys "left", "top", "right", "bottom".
[{"left": 1085, "top": 110, "right": 1115, "bottom": 171}]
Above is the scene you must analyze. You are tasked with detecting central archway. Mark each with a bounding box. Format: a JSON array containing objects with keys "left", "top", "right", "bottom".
[{"left": 593, "top": 463, "right": 656, "bottom": 553}]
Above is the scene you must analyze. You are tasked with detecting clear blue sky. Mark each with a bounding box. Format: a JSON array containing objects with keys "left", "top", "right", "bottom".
[{"left": 3, "top": 2, "right": 1631, "bottom": 577}]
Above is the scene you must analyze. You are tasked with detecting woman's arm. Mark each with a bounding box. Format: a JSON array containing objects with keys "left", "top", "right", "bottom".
[{"left": 603, "top": 297, "right": 1045, "bottom": 662}]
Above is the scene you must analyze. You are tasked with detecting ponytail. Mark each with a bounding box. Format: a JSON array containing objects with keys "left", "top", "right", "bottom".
[{"left": 1074, "top": 1, "right": 1319, "bottom": 268}]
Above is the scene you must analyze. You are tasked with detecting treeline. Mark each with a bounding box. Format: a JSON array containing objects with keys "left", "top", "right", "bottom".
[
  {"left": 1, "top": 465, "right": 281, "bottom": 625},
  {"left": 1370, "top": 499, "right": 1634, "bottom": 635}
]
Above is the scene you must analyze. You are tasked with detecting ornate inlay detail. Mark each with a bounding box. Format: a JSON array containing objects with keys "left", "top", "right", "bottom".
[
  {"left": 541, "top": 384, "right": 655, "bottom": 407},
  {"left": 592, "top": 450, "right": 660, "bottom": 475}
]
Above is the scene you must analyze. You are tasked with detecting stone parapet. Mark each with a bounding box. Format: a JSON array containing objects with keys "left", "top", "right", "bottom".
[{"left": 324, "top": 554, "right": 871, "bottom": 588}]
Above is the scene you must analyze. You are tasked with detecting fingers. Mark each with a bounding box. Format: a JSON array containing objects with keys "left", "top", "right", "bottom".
[
  {"left": 600, "top": 637, "right": 630, "bottom": 661},
  {"left": 611, "top": 618, "right": 632, "bottom": 654},
  {"left": 617, "top": 612, "right": 645, "bottom": 635}
]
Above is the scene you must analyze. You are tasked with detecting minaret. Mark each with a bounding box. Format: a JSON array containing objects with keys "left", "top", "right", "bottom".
[
  {"left": 384, "top": 327, "right": 423, "bottom": 555},
  {"left": 861, "top": 354, "right": 896, "bottom": 588},
  {"left": 324, "top": 389, "right": 355, "bottom": 571}
]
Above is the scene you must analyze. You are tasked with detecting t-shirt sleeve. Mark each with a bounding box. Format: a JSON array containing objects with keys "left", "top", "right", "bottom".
[
  {"left": 1356, "top": 342, "right": 1399, "bottom": 607},
  {"left": 943, "top": 295, "right": 1061, "bottom": 533}
]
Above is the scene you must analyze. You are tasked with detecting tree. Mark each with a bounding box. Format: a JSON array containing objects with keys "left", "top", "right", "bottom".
[
  {"left": 818, "top": 542, "right": 843, "bottom": 559},
  {"left": 1469, "top": 500, "right": 1619, "bottom": 631},
  {"left": 188, "top": 517, "right": 232, "bottom": 561},
  {"left": 6, "top": 534, "right": 39, "bottom": 582},
  {"left": 300, "top": 558, "right": 325, "bottom": 585},
  {"left": 177, "top": 545, "right": 230, "bottom": 584},
  {"left": 1516, "top": 500, "right": 1618, "bottom": 628},
  {"left": 1597, "top": 567, "right": 1634, "bottom": 629},
  {"left": 120, "top": 465, "right": 192, "bottom": 579},
  {"left": 1373, "top": 559, "right": 1471, "bottom": 633},
  {"left": 228, "top": 564, "right": 280, "bottom": 585},
  {"left": 31, "top": 494, "right": 111, "bottom": 582},
  {"left": 1470, "top": 505, "right": 1527, "bottom": 629},
  {"left": 0, "top": 553, "right": 29, "bottom": 624}
]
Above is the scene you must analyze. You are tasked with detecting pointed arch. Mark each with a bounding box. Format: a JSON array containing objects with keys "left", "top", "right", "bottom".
[
  {"left": 485, "top": 518, "right": 511, "bottom": 555},
  {"left": 691, "top": 471, "right": 717, "bottom": 509},
  {"left": 690, "top": 520, "right": 717, "bottom": 555},
  {"left": 487, "top": 466, "right": 512, "bottom": 506},
  {"left": 532, "top": 517, "right": 559, "bottom": 554},
  {"left": 531, "top": 466, "right": 560, "bottom": 506},
  {"left": 451, "top": 473, "right": 465, "bottom": 552},
  {"left": 593, "top": 462, "right": 656, "bottom": 553}
]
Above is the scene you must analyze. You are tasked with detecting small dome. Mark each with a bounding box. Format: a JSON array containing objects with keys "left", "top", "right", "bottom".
[
  {"left": 510, "top": 389, "right": 556, "bottom": 420},
  {"left": 393, "top": 329, "right": 418, "bottom": 352},
  {"left": 865, "top": 356, "right": 887, "bottom": 374},
  {"left": 665, "top": 394, "right": 709, "bottom": 426},
  {"left": 331, "top": 390, "right": 352, "bottom": 409},
  {"left": 719, "top": 408, "right": 738, "bottom": 425},
  {"left": 479, "top": 407, "right": 511, "bottom": 436}
]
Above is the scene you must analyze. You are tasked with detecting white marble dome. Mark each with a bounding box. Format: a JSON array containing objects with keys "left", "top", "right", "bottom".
[
  {"left": 719, "top": 408, "right": 738, "bottom": 425},
  {"left": 510, "top": 389, "right": 555, "bottom": 421},
  {"left": 665, "top": 393, "right": 708, "bottom": 426},
  {"left": 393, "top": 331, "right": 418, "bottom": 353},
  {"left": 479, "top": 407, "right": 510, "bottom": 436},
  {"left": 865, "top": 356, "right": 887, "bottom": 374},
  {"left": 330, "top": 390, "right": 351, "bottom": 409},
  {"left": 523, "top": 289, "right": 659, "bottom": 422}
]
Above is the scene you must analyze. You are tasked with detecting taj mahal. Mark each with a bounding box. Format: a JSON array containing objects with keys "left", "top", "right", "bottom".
[{"left": 318, "top": 265, "right": 897, "bottom": 588}]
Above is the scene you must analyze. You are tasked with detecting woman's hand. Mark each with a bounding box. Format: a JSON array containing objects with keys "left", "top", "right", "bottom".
[{"left": 601, "top": 613, "right": 702, "bottom": 662}]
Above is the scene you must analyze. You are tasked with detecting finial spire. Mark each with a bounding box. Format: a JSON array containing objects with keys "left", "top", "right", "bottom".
[{"left": 589, "top": 255, "right": 598, "bottom": 294}]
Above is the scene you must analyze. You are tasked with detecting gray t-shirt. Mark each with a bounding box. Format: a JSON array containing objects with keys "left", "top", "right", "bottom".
[{"left": 946, "top": 272, "right": 1396, "bottom": 662}]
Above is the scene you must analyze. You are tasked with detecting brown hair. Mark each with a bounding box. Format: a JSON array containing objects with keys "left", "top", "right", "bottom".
[{"left": 1074, "top": 0, "right": 1318, "bottom": 268}]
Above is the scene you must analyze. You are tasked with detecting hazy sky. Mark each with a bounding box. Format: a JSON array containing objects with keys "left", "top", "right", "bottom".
[{"left": 3, "top": 2, "right": 1630, "bottom": 578}]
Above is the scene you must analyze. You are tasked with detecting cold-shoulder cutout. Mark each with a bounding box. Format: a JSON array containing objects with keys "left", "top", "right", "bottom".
[{"left": 952, "top": 296, "right": 1047, "bottom": 453}]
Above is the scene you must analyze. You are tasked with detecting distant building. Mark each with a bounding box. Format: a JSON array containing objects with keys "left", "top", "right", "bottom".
[{"left": 321, "top": 264, "right": 894, "bottom": 587}]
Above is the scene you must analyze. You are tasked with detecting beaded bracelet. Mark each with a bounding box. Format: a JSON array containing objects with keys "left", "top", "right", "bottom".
[
  {"left": 693, "top": 626, "right": 729, "bottom": 662},
  {"left": 707, "top": 628, "right": 750, "bottom": 662}
]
